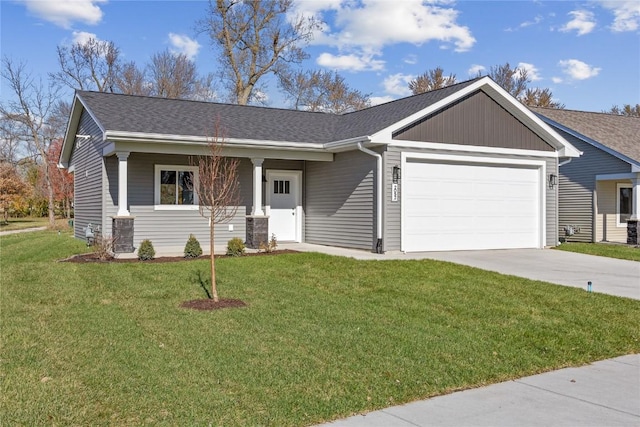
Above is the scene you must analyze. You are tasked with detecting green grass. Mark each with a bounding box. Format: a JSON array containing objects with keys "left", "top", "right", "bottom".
[
  {"left": 0, "top": 217, "right": 70, "bottom": 232},
  {"left": 2, "top": 231, "right": 639, "bottom": 426},
  {"left": 554, "top": 242, "right": 640, "bottom": 262}
]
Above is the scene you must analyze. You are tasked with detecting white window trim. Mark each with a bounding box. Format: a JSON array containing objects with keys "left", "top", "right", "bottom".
[
  {"left": 154, "top": 164, "right": 199, "bottom": 210},
  {"left": 616, "top": 183, "right": 632, "bottom": 227}
]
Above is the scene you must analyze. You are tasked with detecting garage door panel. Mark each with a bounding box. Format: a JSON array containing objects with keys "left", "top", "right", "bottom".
[{"left": 403, "top": 160, "right": 541, "bottom": 252}]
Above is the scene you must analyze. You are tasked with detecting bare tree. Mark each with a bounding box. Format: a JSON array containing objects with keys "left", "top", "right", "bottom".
[
  {"left": 51, "top": 38, "right": 120, "bottom": 92},
  {"left": 192, "top": 121, "right": 240, "bottom": 302},
  {"left": 607, "top": 104, "right": 640, "bottom": 117},
  {"left": 199, "top": 0, "right": 320, "bottom": 105},
  {"left": 1, "top": 57, "right": 61, "bottom": 227},
  {"left": 408, "top": 67, "right": 457, "bottom": 95},
  {"left": 149, "top": 50, "right": 200, "bottom": 99},
  {"left": 485, "top": 62, "right": 530, "bottom": 99},
  {"left": 280, "top": 69, "right": 371, "bottom": 113},
  {"left": 115, "top": 61, "right": 151, "bottom": 96},
  {"left": 521, "top": 88, "right": 565, "bottom": 109},
  {"left": 0, "top": 118, "right": 22, "bottom": 165}
]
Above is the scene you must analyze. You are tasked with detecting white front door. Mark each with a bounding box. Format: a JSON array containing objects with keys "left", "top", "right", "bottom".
[{"left": 266, "top": 170, "right": 302, "bottom": 242}]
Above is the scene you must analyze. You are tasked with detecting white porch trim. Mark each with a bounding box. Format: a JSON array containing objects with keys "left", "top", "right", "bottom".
[
  {"left": 630, "top": 174, "right": 639, "bottom": 221},
  {"left": 251, "top": 158, "right": 265, "bottom": 216},
  {"left": 116, "top": 151, "right": 130, "bottom": 216}
]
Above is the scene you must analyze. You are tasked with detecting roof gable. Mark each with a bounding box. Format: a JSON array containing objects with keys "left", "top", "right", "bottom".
[{"left": 531, "top": 107, "right": 640, "bottom": 167}]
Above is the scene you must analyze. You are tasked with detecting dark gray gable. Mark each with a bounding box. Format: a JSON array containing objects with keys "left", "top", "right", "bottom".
[{"left": 393, "top": 90, "right": 555, "bottom": 152}]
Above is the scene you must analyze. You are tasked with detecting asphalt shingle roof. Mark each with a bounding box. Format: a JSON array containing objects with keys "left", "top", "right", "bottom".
[
  {"left": 531, "top": 107, "right": 640, "bottom": 164},
  {"left": 76, "top": 78, "right": 481, "bottom": 144}
]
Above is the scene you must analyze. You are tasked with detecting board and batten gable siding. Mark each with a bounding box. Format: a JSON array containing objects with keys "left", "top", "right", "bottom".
[
  {"left": 393, "top": 91, "right": 554, "bottom": 152},
  {"left": 104, "top": 153, "right": 255, "bottom": 249},
  {"left": 383, "top": 146, "right": 558, "bottom": 251},
  {"left": 69, "top": 109, "right": 108, "bottom": 240},
  {"left": 305, "top": 150, "right": 376, "bottom": 250},
  {"left": 553, "top": 129, "right": 631, "bottom": 243}
]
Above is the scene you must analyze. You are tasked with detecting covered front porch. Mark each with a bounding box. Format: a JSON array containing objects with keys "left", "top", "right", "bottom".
[{"left": 595, "top": 172, "right": 640, "bottom": 245}]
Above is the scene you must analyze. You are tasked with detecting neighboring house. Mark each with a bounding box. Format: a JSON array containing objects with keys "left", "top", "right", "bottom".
[
  {"left": 531, "top": 108, "right": 640, "bottom": 244},
  {"left": 59, "top": 77, "right": 580, "bottom": 254}
]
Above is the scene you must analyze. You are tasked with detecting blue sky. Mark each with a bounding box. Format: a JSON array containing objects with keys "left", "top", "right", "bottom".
[{"left": 1, "top": 0, "right": 639, "bottom": 112}]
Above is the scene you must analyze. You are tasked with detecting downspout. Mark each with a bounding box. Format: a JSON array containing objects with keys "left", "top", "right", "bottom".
[{"left": 357, "top": 142, "right": 383, "bottom": 253}]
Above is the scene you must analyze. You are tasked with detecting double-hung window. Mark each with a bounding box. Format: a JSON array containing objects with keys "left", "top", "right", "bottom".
[
  {"left": 617, "top": 183, "right": 632, "bottom": 227},
  {"left": 154, "top": 165, "right": 198, "bottom": 209}
]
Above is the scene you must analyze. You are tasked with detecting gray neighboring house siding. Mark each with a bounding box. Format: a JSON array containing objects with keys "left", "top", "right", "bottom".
[
  {"left": 70, "top": 110, "right": 107, "bottom": 240},
  {"left": 305, "top": 150, "right": 376, "bottom": 250},
  {"left": 552, "top": 129, "right": 630, "bottom": 243}
]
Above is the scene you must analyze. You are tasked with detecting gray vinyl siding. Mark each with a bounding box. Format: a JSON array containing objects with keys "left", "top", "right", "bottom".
[
  {"left": 305, "top": 150, "right": 376, "bottom": 250},
  {"left": 103, "top": 153, "right": 305, "bottom": 250},
  {"left": 68, "top": 110, "right": 107, "bottom": 240},
  {"left": 554, "top": 130, "right": 631, "bottom": 242},
  {"left": 393, "top": 91, "right": 554, "bottom": 152},
  {"left": 383, "top": 146, "right": 558, "bottom": 251}
]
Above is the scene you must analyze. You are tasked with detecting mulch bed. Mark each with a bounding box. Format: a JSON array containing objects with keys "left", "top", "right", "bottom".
[
  {"left": 180, "top": 298, "right": 247, "bottom": 311},
  {"left": 60, "top": 249, "right": 299, "bottom": 263}
]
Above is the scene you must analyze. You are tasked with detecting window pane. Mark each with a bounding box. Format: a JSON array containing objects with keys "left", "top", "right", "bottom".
[
  {"left": 284, "top": 180, "right": 290, "bottom": 194},
  {"left": 620, "top": 187, "right": 632, "bottom": 222},
  {"left": 179, "top": 171, "right": 194, "bottom": 205},
  {"left": 160, "top": 170, "right": 177, "bottom": 204},
  {"left": 274, "top": 180, "right": 278, "bottom": 194}
]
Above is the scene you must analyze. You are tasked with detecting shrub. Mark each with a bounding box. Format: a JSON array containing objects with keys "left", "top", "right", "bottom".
[
  {"left": 184, "top": 234, "right": 203, "bottom": 258},
  {"left": 259, "top": 233, "right": 278, "bottom": 253},
  {"left": 137, "top": 239, "right": 156, "bottom": 261},
  {"left": 94, "top": 233, "right": 114, "bottom": 261},
  {"left": 226, "top": 237, "right": 246, "bottom": 257}
]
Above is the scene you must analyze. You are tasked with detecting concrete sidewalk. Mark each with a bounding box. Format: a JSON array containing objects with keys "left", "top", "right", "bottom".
[{"left": 317, "top": 354, "right": 640, "bottom": 427}]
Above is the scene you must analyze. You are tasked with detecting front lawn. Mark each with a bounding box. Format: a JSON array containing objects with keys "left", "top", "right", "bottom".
[
  {"left": 2, "top": 231, "right": 639, "bottom": 426},
  {"left": 0, "top": 217, "right": 70, "bottom": 232},
  {"left": 554, "top": 241, "right": 640, "bottom": 262}
]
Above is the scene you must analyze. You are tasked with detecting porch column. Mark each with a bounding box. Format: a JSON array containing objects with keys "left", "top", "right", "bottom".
[
  {"left": 116, "top": 151, "right": 131, "bottom": 216},
  {"left": 251, "top": 158, "right": 265, "bottom": 216},
  {"left": 116, "top": 151, "right": 130, "bottom": 216},
  {"left": 627, "top": 174, "right": 639, "bottom": 245}
]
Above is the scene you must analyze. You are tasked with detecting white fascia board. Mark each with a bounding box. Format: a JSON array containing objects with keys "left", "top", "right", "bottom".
[
  {"left": 60, "top": 93, "right": 107, "bottom": 168},
  {"left": 595, "top": 172, "right": 636, "bottom": 181},
  {"left": 372, "top": 76, "right": 581, "bottom": 159},
  {"left": 104, "top": 131, "right": 327, "bottom": 151},
  {"left": 386, "top": 139, "right": 559, "bottom": 158},
  {"left": 537, "top": 114, "right": 639, "bottom": 169},
  {"left": 103, "top": 140, "right": 333, "bottom": 161}
]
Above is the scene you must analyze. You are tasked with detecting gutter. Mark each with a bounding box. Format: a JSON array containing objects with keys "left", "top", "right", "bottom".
[{"left": 357, "top": 142, "right": 383, "bottom": 254}]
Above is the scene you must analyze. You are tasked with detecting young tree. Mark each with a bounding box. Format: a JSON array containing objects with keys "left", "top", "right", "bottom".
[
  {"left": 51, "top": 38, "right": 120, "bottom": 92},
  {"left": 0, "top": 162, "right": 27, "bottom": 223},
  {"left": 199, "top": 0, "right": 320, "bottom": 105},
  {"left": 45, "top": 139, "right": 74, "bottom": 219},
  {"left": 279, "top": 69, "right": 371, "bottom": 113},
  {"left": 408, "top": 67, "right": 457, "bottom": 95},
  {"left": 1, "top": 57, "right": 61, "bottom": 227},
  {"left": 607, "top": 104, "right": 640, "bottom": 117},
  {"left": 486, "top": 62, "right": 530, "bottom": 99},
  {"left": 520, "top": 88, "right": 565, "bottom": 109},
  {"left": 192, "top": 121, "right": 240, "bottom": 302}
]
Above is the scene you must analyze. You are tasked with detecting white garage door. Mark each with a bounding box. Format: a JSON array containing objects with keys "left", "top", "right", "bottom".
[{"left": 403, "top": 159, "right": 542, "bottom": 252}]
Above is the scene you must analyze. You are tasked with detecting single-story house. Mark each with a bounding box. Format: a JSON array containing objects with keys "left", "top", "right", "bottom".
[
  {"left": 59, "top": 76, "right": 581, "bottom": 254},
  {"left": 530, "top": 107, "right": 640, "bottom": 245}
]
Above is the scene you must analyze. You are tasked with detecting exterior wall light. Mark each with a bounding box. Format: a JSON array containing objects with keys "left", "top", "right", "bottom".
[
  {"left": 548, "top": 173, "right": 558, "bottom": 189},
  {"left": 392, "top": 165, "right": 401, "bottom": 184}
]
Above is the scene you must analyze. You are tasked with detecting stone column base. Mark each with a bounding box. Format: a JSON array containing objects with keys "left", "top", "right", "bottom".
[
  {"left": 627, "top": 220, "right": 638, "bottom": 245},
  {"left": 112, "top": 216, "right": 135, "bottom": 253},
  {"left": 246, "top": 216, "right": 268, "bottom": 249}
]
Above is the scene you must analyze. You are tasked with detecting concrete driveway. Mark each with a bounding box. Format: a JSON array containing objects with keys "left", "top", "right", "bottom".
[
  {"left": 417, "top": 249, "right": 640, "bottom": 300},
  {"left": 283, "top": 244, "right": 640, "bottom": 300}
]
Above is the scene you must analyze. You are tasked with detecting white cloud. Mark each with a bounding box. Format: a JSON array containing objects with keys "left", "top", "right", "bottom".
[
  {"left": 370, "top": 95, "right": 395, "bottom": 106},
  {"left": 600, "top": 1, "right": 640, "bottom": 32},
  {"left": 72, "top": 31, "right": 98, "bottom": 45},
  {"left": 404, "top": 54, "right": 418, "bottom": 65},
  {"left": 558, "top": 59, "right": 601, "bottom": 80},
  {"left": 382, "top": 73, "right": 414, "bottom": 97},
  {"left": 316, "top": 52, "right": 385, "bottom": 72},
  {"left": 560, "top": 10, "right": 596, "bottom": 36},
  {"left": 518, "top": 62, "right": 542, "bottom": 81},
  {"left": 507, "top": 14, "right": 543, "bottom": 31},
  {"left": 551, "top": 76, "right": 563, "bottom": 84},
  {"left": 467, "top": 64, "right": 485, "bottom": 76},
  {"left": 168, "top": 33, "right": 201, "bottom": 60},
  {"left": 19, "top": 0, "right": 106, "bottom": 29}
]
